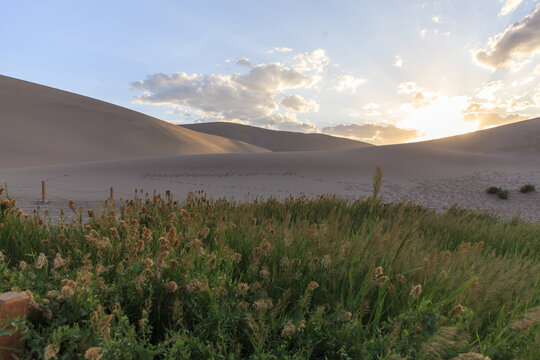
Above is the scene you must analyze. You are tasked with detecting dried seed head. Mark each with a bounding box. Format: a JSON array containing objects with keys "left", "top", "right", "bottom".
[
  {"left": 410, "top": 284, "right": 422, "bottom": 299},
  {"left": 84, "top": 347, "right": 104, "bottom": 360},
  {"left": 236, "top": 282, "right": 249, "bottom": 296},
  {"left": 44, "top": 343, "right": 59, "bottom": 360},
  {"left": 35, "top": 253, "right": 48, "bottom": 269},
  {"left": 451, "top": 353, "right": 491, "bottom": 360},
  {"left": 165, "top": 281, "right": 178, "bottom": 293},
  {"left": 281, "top": 323, "right": 297, "bottom": 338},
  {"left": 451, "top": 304, "right": 465, "bottom": 318},
  {"left": 374, "top": 266, "right": 383, "bottom": 277},
  {"left": 306, "top": 281, "right": 319, "bottom": 291}
]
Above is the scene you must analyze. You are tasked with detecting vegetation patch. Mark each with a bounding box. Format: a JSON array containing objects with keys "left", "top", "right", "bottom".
[
  {"left": 520, "top": 184, "right": 536, "bottom": 193},
  {"left": 0, "top": 189, "right": 539, "bottom": 359}
]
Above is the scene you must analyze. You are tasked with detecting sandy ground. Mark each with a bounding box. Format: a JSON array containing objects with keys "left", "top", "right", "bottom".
[{"left": 2, "top": 146, "right": 539, "bottom": 223}]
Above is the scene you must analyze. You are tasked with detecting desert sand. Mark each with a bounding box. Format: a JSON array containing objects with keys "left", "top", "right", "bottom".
[
  {"left": 1, "top": 76, "right": 539, "bottom": 222},
  {"left": 0, "top": 75, "right": 266, "bottom": 170},
  {"left": 181, "top": 122, "right": 372, "bottom": 151}
]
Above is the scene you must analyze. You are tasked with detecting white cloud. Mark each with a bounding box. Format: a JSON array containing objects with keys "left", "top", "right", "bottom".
[
  {"left": 322, "top": 123, "right": 421, "bottom": 145},
  {"left": 535, "top": 63, "right": 540, "bottom": 74},
  {"left": 499, "top": 0, "right": 524, "bottom": 16},
  {"left": 333, "top": 74, "right": 366, "bottom": 93},
  {"left": 393, "top": 55, "right": 403, "bottom": 68},
  {"left": 292, "top": 48, "right": 330, "bottom": 74},
  {"left": 132, "top": 62, "right": 314, "bottom": 123},
  {"left": 476, "top": 80, "right": 504, "bottom": 100},
  {"left": 280, "top": 94, "right": 319, "bottom": 112},
  {"left": 269, "top": 47, "right": 293, "bottom": 53},
  {"left": 235, "top": 57, "right": 251, "bottom": 67},
  {"left": 420, "top": 28, "right": 427, "bottom": 38},
  {"left": 250, "top": 112, "right": 317, "bottom": 132},
  {"left": 474, "top": 5, "right": 540, "bottom": 71},
  {"left": 432, "top": 15, "right": 441, "bottom": 23},
  {"left": 397, "top": 81, "right": 420, "bottom": 94}
]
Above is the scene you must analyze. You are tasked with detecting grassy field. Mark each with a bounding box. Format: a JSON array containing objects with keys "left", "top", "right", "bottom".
[{"left": 0, "top": 181, "right": 539, "bottom": 359}]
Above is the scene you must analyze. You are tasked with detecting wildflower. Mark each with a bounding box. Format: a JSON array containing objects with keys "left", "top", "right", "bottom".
[
  {"left": 53, "top": 253, "right": 65, "bottom": 269},
  {"left": 306, "top": 281, "right": 319, "bottom": 291},
  {"left": 144, "top": 258, "right": 154, "bottom": 267},
  {"left": 68, "top": 199, "right": 76, "bottom": 211},
  {"left": 321, "top": 254, "right": 331, "bottom": 268},
  {"left": 251, "top": 246, "right": 263, "bottom": 259},
  {"left": 35, "top": 253, "right": 48, "bottom": 269},
  {"left": 61, "top": 285, "right": 75, "bottom": 297},
  {"left": 233, "top": 252, "right": 242, "bottom": 264},
  {"left": 281, "top": 323, "right": 296, "bottom": 338},
  {"left": 397, "top": 274, "right": 406, "bottom": 284},
  {"left": 374, "top": 266, "right": 383, "bottom": 277},
  {"left": 410, "top": 284, "right": 422, "bottom": 299},
  {"left": 374, "top": 276, "right": 389, "bottom": 287},
  {"left": 84, "top": 347, "right": 104, "bottom": 360},
  {"left": 236, "top": 282, "right": 249, "bottom": 296},
  {"left": 259, "top": 269, "right": 270, "bottom": 280},
  {"left": 252, "top": 298, "right": 273, "bottom": 312},
  {"left": 87, "top": 209, "right": 95, "bottom": 217},
  {"left": 298, "top": 320, "right": 306, "bottom": 330},
  {"left": 165, "top": 281, "right": 178, "bottom": 293},
  {"left": 95, "top": 264, "right": 104, "bottom": 275},
  {"left": 198, "top": 226, "right": 210, "bottom": 240},
  {"left": 451, "top": 304, "right": 465, "bottom": 318},
  {"left": 19, "top": 261, "right": 27, "bottom": 270},
  {"left": 207, "top": 254, "right": 216, "bottom": 269},
  {"left": 44, "top": 343, "right": 59, "bottom": 359},
  {"left": 187, "top": 279, "right": 207, "bottom": 293},
  {"left": 261, "top": 239, "right": 273, "bottom": 254},
  {"left": 142, "top": 227, "right": 152, "bottom": 242},
  {"left": 236, "top": 301, "right": 249, "bottom": 311},
  {"left": 170, "top": 259, "right": 179, "bottom": 269},
  {"left": 339, "top": 311, "right": 352, "bottom": 321}
]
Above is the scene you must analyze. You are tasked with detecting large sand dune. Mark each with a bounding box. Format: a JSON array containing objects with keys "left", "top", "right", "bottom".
[
  {"left": 181, "top": 122, "right": 372, "bottom": 152},
  {"left": 0, "top": 75, "right": 266, "bottom": 169}
]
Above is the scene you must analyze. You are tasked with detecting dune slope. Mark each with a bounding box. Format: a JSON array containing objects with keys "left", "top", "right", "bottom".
[
  {"left": 181, "top": 122, "right": 372, "bottom": 152},
  {"left": 0, "top": 75, "right": 265, "bottom": 169}
]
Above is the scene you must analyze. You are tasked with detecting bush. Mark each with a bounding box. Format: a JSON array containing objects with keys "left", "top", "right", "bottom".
[
  {"left": 520, "top": 184, "right": 536, "bottom": 193},
  {"left": 486, "top": 186, "right": 500, "bottom": 195},
  {"left": 497, "top": 189, "right": 509, "bottom": 199}
]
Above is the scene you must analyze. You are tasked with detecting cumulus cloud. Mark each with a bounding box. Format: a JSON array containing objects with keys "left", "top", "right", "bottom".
[
  {"left": 280, "top": 94, "right": 319, "bottom": 112},
  {"left": 322, "top": 123, "right": 421, "bottom": 145},
  {"left": 393, "top": 55, "right": 403, "bottom": 68},
  {"left": 132, "top": 62, "right": 315, "bottom": 123},
  {"left": 292, "top": 49, "right": 329, "bottom": 74},
  {"left": 333, "top": 74, "right": 366, "bottom": 93},
  {"left": 131, "top": 49, "right": 333, "bottom": 132},
  {"left": 250, "top": 112, "right": 317, "bottom": 132},
  {"left": 397, "top": 81, "right": 439, "bottom": 108},
  {"left": 474, "top": 5, "right": 540, "bottom": 70},
  {"left": 235, "top": 57, "right": 251, "bottom": 67},
  {"left": 362, "top": 103, "right": 381, "bottom": 117},
  {"left": 499, "top": 0, "right": 524, "bottom": 16},
  {"left": 463, "top": 103, "right": 527, "bottom": 127}
]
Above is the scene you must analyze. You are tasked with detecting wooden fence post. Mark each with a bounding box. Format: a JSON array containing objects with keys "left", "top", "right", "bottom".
[
  {"left": 110, "top": 187, "right": 114, "bottom": 201},
  {"left": 0, "top": 292, "right": 29, "bottom": 360},
  {"left": 42, "top": 180, "right": 46, "bottom": 202}
]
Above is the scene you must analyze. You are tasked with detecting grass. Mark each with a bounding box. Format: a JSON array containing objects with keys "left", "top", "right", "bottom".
[{"left": 0, "top": 187, "right": 539, "bottom": 359}]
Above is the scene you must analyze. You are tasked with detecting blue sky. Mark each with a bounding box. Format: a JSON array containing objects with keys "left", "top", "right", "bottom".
[{"left": 1, "top": 0, "right": 539, "bottom": 144}]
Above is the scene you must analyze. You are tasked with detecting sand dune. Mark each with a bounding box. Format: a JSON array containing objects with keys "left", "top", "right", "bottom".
[
  {"left": 0, "top": 75, "right": 266, "bottom": 169},
  {"left": 2, "top": 117, "right": 540, "bottom": 222},
  {"left": 181, "top": 122, "right": 372, "bottom": 151}
]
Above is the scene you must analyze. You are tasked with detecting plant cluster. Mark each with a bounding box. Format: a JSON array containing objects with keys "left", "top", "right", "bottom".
[
  {"left": 0, "top": 190, "right": 539, "bottom": 359},
  {"left": 520, "top": 184, "right": 536, "bottom": 193}
]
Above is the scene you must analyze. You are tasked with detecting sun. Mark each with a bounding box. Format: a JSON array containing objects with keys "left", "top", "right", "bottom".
[{"left": 399, "top": 96, "right": 480, "bottom": 141}]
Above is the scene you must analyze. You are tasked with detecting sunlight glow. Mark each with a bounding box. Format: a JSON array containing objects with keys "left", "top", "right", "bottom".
[{"left": 399, "top": 96, "right": 479, "bottom": 141}]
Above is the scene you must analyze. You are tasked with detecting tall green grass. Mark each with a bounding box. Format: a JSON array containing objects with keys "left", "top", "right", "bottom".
[{"left": 0, "top": 187, "right": 539, "bottom": 359}]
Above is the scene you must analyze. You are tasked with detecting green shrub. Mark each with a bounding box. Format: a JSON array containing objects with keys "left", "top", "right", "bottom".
[
  {"left": 486, "top": 186, "right": 500, "bottom": 195},
  {"left": 520, "top": 184, "right": 536, "bottom": 193},
  {"left": 497, "top": 189, "right": 509, "bottom": 199}
]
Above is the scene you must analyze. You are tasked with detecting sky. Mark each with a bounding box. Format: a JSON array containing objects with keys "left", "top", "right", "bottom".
[{"left": 1, "top": 0, "right": 540, "bottom": 145}]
